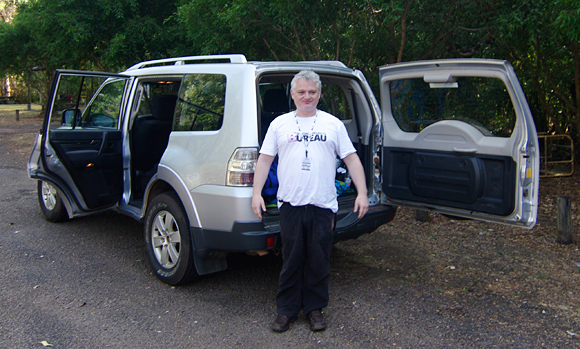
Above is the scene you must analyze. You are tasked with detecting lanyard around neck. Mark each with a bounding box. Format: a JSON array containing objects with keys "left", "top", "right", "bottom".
[
  {"left": 294, "top": 110, "right": 318, "bottom": 136},
  {"left": 294, "top": 110, "right": 318, "bottom": 157}
]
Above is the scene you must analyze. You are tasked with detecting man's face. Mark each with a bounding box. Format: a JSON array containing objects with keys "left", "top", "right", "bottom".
[{"left": 291, "top": 78, "right": 320, "bottom": 115}]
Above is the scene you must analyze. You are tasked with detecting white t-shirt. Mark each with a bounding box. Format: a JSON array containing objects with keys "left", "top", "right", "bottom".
[{"left": 260, "top": 110, "right": 356, "bottom": 213}]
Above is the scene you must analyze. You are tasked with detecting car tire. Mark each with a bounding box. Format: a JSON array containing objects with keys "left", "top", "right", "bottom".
[
  {"left": 37, "top": 180, "right": 69, "bottom": 222},
  {"left": 144, "top": 192, "right": 199, "bottom": 286}
]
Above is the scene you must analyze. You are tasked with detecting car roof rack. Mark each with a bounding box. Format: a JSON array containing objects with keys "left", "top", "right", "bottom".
[
  {"left": 252, "top": 60, "right": 349, "bottom": 69},
  {"left": 127, "top": 54, "right": 248, "bottom": 70}
]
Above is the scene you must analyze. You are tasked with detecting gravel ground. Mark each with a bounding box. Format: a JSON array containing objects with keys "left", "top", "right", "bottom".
[{"left": 1, "top": 106, "right": 579, "bottom": 347}]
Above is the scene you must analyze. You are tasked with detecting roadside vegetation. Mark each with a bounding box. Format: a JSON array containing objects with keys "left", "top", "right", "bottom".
[{"left": 0, "top": 0, "right": 579, "bottom": 147}]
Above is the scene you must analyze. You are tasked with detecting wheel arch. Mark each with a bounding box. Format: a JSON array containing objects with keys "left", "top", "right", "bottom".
[
  {"left": 144, "top": 165, "right": 201, "bottom": 229},
  {"left": 33, "top": 176, "right": 74, "bottom": 219},
  {"left": 143, "top": 167, "right": 228, "bottom": 277}
]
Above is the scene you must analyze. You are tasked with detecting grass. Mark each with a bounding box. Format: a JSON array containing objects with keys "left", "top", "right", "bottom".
[
  {"left": 0, "top": 104, "right": 43, "bottom": 116},
  {"left": 0, "top": 104, "right": 44, "bottom": 125},
  {"left": 0, "top": 103, "right": 42, "bottom": 111}
]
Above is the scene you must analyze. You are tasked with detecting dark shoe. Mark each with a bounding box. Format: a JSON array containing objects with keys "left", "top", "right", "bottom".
[
  {"left": 271, "top": 314, "right": 296, "bottom": 332},
  {"left": 307, "top": 310, "right": 327, "bottom": 331}
]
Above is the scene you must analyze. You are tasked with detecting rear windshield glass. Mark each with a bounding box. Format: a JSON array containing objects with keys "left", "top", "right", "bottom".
[
  {"left": 389, "top": 77, "right": 516, "bottom": 137},
  {"left": 259, "top": 82, "right": 353, "bottom": 121}
]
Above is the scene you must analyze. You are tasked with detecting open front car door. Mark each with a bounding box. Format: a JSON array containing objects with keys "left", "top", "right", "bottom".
[{"left": 380, "top": 59, "right": 539, "bottom": 228}]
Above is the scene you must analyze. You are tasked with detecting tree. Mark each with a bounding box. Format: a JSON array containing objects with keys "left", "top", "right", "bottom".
[
  {"left": 0, "top": 0, "right": 187, "bottom": 103},
  {"left": 2, "top": 0, "right": 579, "bottom": 145},
  {"left": 481, "top": 0, "right": 580, "bottom": 140},
  {"left": 0, "top": 0, "right": 18, "bottom": 22}
]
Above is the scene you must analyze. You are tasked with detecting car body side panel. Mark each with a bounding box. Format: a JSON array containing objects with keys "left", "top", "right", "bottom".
[
  {"left": 189, "top": 185, "right": 257, "bottom": 232},
  {"left": 156, "top": 65, "right": 258, "bottom": 219},
  {"left": 154, "top": 164, "right": 201, "bottom": 228}
]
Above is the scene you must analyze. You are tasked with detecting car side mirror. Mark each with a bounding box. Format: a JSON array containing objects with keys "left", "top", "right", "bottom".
[{"left": 61, "top": 109, "right": 79, "bottom": 126}]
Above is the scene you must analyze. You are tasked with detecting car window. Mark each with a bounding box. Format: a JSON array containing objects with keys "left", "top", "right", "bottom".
[
  {"left": 174, "top": 74, "right": 226, "bottom": 131},
  {"left": 130, "top": 78, "right": 181, "bottom": 126},
  {"left": 319, "top": 84, "right": 352, "bottom": 121},
  {"left": 389, "top": 77, "right": 516, "bottom": 137},
  {"left": 49, "top": 75, "right": 127, "bottom": 130},
  {"left": 79, "top": 79, "right": 126, "bottom": 129},
  {"left": 258, "top": 80, "right": 353, "bottom": 121}
]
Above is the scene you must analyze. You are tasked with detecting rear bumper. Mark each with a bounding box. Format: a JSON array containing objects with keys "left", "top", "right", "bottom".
[
  {"left": 191, "top": 222, "right": 277, "bottom": 253},
  {"left": 191, "top": 204, "right": 397, "bottom": 252},
  {"left": 334, "top": 203, "right": 397, "bottom": 243}
]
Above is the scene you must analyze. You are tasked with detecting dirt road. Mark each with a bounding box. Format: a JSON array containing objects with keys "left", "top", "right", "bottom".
[{"left": 0, "top": 108, "right": 578, "bottom": 348}]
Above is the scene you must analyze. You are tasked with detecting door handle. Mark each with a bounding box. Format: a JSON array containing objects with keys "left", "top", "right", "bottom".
[
  {"left": 97, "top": 132, "right": 108, "bottom": 156},
  {"left": 453, "top": 147, "right": 477, "bottom": 153}
]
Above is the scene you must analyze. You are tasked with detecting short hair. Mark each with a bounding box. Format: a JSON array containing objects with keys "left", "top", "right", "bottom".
[{"left": 291, "top": 70, "right": 322, "bottom": 92}]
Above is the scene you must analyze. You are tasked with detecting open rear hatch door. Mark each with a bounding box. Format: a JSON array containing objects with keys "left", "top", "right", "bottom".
[{"left": 380, "top": 59, "right": 538, "bottom": 228}]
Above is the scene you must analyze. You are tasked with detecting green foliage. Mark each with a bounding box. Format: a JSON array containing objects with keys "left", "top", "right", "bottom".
[
  {"left": 554, "top": 1, "right": 580, "bottom": 41},
  {"left": 1, "top": 0, "right": 185, "bottom": 73},
  {"left": 0, "top": 0, "right": 579, "bottom": 145},
  {"left": 484, "top": 0, "right": 580, "bottom": 137}
]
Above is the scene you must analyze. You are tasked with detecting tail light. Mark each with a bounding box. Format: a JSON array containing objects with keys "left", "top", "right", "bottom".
[
  {"left": 266, "top": 236, "right": 276, "bottom": 248},
  {"left": 227, "top": 147, "right": 258, "bottom": 186},
  {"left": 373, "top": 154, "right": 382, "bottom": 193}
]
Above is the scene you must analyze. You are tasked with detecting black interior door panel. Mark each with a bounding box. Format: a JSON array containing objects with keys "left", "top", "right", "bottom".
[
  {"left": 384, "top": 147, "right": 515, "bottom": 216},
  {"left": 49, "top": 129, "right": 123, "bottom": 209}
]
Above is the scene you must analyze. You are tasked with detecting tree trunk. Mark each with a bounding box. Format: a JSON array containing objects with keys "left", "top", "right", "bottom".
[{"left": 557, "top": 196, "right": 573, "bottom": 245}]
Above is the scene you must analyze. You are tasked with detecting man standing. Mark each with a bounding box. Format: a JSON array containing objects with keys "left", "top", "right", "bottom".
[{"left": 252, "top": 70, "right": 369, "bottom": 332}]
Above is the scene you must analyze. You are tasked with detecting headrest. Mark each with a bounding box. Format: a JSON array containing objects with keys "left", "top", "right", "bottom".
[
  {"left": 262, "top": 89, "right": 289, "bottom": 113},
  {"left": 152, "top": 95, "right": 178, "bottom": 121}
]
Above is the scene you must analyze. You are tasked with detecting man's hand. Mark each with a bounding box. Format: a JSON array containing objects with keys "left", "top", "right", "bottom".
[
  {"left": 252, "top": 194, "right": 266, "bottom": 220},
  {"left": 251, "top": 154, "right": 275, "bottom": 220},
  {"left": 353, "top": 194, "right": 369, "bottom": 219},
  {"left": 343, "top": 153, "right": 369, "bottom": 219}
]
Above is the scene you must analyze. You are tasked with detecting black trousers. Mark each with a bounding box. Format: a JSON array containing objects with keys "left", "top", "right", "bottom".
[{"left": 276, "top": 203, "right": 335, "bottom": 317}]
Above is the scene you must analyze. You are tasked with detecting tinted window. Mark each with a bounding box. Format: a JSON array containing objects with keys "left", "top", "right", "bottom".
[
  {"left": 319, "top": 84, "right": 352, "bottom": 121},
  {"left": 174, "top": 74, "right": 226, "bottom": 131},
  {"left": 50, "top": 75, "right": 126, "bottom": 130},
  {"left": 132, "top": 79, "right": 180, "bottom": 118},
  {"left": 80, "top": 79, "right": 126, "bottom": 128},
  {"left": 390, "top": 77, "right": 516, "bottom": 137},
  {"left": 258, "top": 81, "right": 353, "bottom": 121}
]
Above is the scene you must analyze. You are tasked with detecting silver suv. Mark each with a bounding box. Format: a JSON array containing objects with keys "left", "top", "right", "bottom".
[{"left": 28, "top": 55, "right": 539, "bottom": 285}]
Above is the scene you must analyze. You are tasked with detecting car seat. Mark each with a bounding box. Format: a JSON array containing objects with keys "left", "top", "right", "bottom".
[
  {"left": 132, "top": 94, "right": 178, "bottom": 176},
  {"left": 261, "top": 89, "right": 290, "bottom": 139}
]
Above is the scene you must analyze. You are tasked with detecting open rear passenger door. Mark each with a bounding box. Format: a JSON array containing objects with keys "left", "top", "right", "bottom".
[
  {"left": 31, "top": 70, "right": 130, "bottom": 211},
  {"left": 380, "top": 59, "right": 539, "bottom": 228}
]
